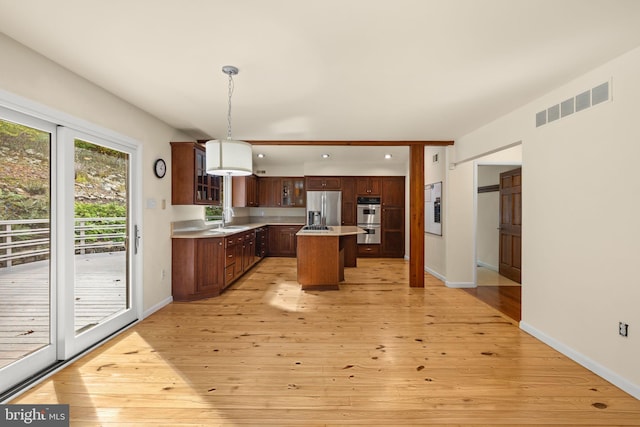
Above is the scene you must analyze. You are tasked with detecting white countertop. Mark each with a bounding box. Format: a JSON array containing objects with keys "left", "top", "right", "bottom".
[
  {"left": 296, "top": 226, "right": 366, "bottom": 237},
  {"left": 171, "top": 220, "right": 304, "bottom": 239}
]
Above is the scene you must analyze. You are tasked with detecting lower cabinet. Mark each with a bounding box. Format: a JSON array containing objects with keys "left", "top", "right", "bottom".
[
  {"left": 267, "top": 225, "right": 303, "bottom": 257},
  {"left": 172, "top": 237, "right": 225, "bottom": 301},
  {"left": 224, "top": 230, "right": 258, "bottom": 288},
  {"left": 172, "top": 229, "right": 263, "bottom": 301},
  {"left": 357, "top": 244, "right": 381, "bottom": 257},
  {"left": 381, "top": 206, "right": 404, "bottom": 257}
]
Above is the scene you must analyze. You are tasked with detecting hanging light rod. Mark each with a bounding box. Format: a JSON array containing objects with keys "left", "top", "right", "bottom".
[{"left": 205, "top": 65, "right": 253, "bottom": 176}]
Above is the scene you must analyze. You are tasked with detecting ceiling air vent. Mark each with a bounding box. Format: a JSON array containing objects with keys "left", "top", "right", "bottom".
[{"left": 536, "top": 80, "right": 611, "bottom": 128}]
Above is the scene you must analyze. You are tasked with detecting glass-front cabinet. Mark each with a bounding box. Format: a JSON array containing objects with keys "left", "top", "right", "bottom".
[
  {"left": 281, "top": 178, "right": 305, "bottom": 207},
  {"left": 171, "top": 141, "right": 221, "bottom": 205},
  {"left": 258, "top": 177, "right": 305, "bottom": 207}
]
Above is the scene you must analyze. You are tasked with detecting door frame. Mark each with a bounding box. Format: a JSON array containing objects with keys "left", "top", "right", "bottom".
[
  {"left": 0, "top": 88, "right": 144, "bottom": 397},
  {"left": 57, "top": 126, "right": 142, "bottom": 359},
  {"left": 472, "top": 161, "right": 522, "bottom": 287}
]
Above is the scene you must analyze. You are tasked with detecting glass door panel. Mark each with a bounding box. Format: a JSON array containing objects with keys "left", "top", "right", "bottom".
[
  {"left": 73, "top": 139, "right": 129, "bottom": 334},
  {"left": 59, "top": 127, "right": 138, "bottom": 360},
  {"left": 0, "top": 113, "right": 57, "bottom": 393}
]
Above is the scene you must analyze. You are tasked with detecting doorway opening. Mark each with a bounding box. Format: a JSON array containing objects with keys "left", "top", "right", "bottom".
[{"left": 469, "top": 162, "right": 522, "bottom": 322}]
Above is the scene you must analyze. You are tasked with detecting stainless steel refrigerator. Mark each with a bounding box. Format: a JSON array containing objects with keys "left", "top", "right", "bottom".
[{"left": 306, "top": 191, "right": 341, "bottom": 226}]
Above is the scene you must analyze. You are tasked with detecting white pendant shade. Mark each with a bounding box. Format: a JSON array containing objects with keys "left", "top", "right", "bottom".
[{"left": 205, "top": 139, "right": 253, "bottom": 176}]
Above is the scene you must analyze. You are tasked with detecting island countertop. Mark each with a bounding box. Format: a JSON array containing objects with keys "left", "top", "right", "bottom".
[{"left": 296, "top": 226, "right": 365, "bottom": 237}]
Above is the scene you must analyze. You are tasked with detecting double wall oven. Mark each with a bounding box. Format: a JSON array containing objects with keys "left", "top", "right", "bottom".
[{"left": 357, "top": 196, "right": 381, "bottom": 245}]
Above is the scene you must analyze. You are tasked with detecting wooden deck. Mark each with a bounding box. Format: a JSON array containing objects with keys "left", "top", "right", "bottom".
[
  {"left": 0, "top": 252, "right": 126, "bottom": 369},
  {"left": 10, "top": 258, "right": 640, "bottom": 425}
]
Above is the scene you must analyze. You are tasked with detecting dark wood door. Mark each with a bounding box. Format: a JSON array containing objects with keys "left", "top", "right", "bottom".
[{"left": 499, "top": 168, "right": 522, "bottom": 283}]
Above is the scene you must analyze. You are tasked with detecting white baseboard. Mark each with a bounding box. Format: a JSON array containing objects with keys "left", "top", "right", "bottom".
[
  {"left": 520, "top": 321, "right": 640, "bottom": 400},
  {"left": 143, "top": 296, "right": 173, "bottom": 319},
  {"left": 445, "top": 281, "right": 475, "bottom": 288},
  {"left": 476, "top": 261, "right": 498, "bottom": 271},
  {"left": 424, "top": 266, "right": 446, "bottom": 282}
]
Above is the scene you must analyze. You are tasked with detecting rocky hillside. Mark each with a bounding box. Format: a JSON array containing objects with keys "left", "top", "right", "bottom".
[{"left": 0, "top": 122, "right": 126, "bottom": 220}]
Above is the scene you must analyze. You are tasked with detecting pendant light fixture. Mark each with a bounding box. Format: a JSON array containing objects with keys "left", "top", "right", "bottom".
[{"left": 205, "top": 65, "right": 253, "bottom": 176}]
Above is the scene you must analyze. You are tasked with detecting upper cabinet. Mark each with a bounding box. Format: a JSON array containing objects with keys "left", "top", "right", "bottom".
[
  {"left": 305, "top": 176, "right": 342, "bottom": 191},
  {"left": 258, "top": 177, "right": 305, "bottom": 207},
  {"left": 171, "top": 141, "right": 221, "bottom": 205},
  {"left": 356, "top": 177, "right": 381, "bottom": 196},
  {"left": 232, "top": 175, "right": 259, "bottom": 207},
  {"left": 281, "top": 178, "right": 305, "bottom": 207},
  {"left": 381, "top": 176, "right": 404, "bottom": 207}
]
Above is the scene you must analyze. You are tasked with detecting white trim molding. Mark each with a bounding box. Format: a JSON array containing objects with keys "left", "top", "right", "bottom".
[
  {"left": 476, "top": 261, "right": 498, "bottom": 271},
  {"left": 425, "top": 267, "right": 446, "bottom": 282},
  {"left": 520, "top": 321, "right": 640, "bottom": 400},
  {"left": 143, "top": 296, "right": 173, "bottom": 319},
  {"left": 445, "top": 281, "right": 475, "bottom": 288}
]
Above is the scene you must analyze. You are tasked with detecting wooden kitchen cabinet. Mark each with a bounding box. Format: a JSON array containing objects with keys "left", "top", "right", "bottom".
[
  {"left": 258, "top": 177, "right": 305, "bottom": 207},
  {"left": 172, "top": 237, "right": 225, "bottom": 301},
  {"left": 267, "top": 225, "right": 303, "bottom": 257},
  {"left": 341, "top": 177, "right": 357, "bottom": 226},
  {"left": 281, "top": 177, "right": 305, "bottom": 207},
  {"left": 258, "top": 177, "right": 280, "bottom": 207},
  {"left": 225, "top": 230, "right": 259, "bottom": 287},
  {"left": 170, "top": 141, "right": 221, "bottom": 205},
  {"left": 232, "top": 174, "right": 259, "bottom": 207},
  {"left": 305, "top": 176, "right": 342, "bottom": 190},
  {"left": 356, "top": 177, "right": 381, "bottom": 196},
  {"left": 381, "top": 176, "right": 405, "bottom": 258},
  {"left": 381, "top": 176, "right": 404, "bottom": 207}
]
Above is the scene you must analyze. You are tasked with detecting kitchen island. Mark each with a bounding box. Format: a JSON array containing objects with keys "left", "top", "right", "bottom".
[{"left": 296, "top": 226, "right": 365, "bottom": 290}]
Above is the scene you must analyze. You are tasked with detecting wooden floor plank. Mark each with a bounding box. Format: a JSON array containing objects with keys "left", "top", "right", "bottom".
[
  {"left": 0, "top": 252, "right": 126, "bottom": 368},
  {"left": 9, "top": 257, "right": 640, "bottom": 425}
]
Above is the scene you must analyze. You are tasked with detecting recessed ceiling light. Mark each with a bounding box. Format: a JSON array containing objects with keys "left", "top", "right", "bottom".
[
  {"left": 321, "top": 153, "right": 330, "bottom": 159},
  {"left": 384, "top": 154, "right": 392, "bottom": 159},
  {"left": 257, "top": 153, "right": 265, "bottom": 158}
]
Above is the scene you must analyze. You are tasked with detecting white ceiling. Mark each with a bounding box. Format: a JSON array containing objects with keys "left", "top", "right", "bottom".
[{"left": 1, "top": 0, "right": 640, "bottom": 166}]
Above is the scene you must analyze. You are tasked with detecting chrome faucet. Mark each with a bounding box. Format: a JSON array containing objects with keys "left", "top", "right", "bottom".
[{"left": 220, "top": 207, "right": 235, "bottom": 228}]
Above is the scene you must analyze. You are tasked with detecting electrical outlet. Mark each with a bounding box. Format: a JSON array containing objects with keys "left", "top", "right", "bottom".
[
  {"left": 619, "top": 322, "right": 629, "bottom": 337},
  {"left": 161, "top": 269, "right": 166, "bottom": 281}
]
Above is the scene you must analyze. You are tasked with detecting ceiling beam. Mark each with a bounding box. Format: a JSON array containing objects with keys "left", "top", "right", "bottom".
[{"left": 246, "top": 140, "right": 453, "bottom": 147}]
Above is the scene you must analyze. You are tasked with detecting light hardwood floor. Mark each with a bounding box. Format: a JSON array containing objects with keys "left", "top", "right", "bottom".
[{"left": 10, "top": 258, "right": 640, "bottom": 425}]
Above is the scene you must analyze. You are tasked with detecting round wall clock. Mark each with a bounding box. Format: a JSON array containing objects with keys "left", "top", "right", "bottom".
[{"left": 154, "top": 158, "right": 167, "bottom": 178}]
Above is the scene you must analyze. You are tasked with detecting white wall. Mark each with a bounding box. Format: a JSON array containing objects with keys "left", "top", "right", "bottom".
[
  {"left": 424, "top": 147, "right": 446, "bottom": 278},
  {"left": 450, "top": 46, "right": 640, "bottom": 397},
  {"left": 0, "top": 33, "right": 196, "bottom": 315}
]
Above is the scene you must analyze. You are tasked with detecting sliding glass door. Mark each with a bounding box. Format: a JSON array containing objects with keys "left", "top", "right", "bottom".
[
  {"left": 0, "top": 106, "right": 140, "bottom": 395},
  {"left": 57, "top": 128, "right": 138, "bottom": 360},
  {"left": 0, "top": 109, "right": 58, "bottom": 393}
]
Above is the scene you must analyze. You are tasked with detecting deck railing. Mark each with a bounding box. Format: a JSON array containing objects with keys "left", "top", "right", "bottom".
[{"left": 0, "top": 217, "right": 126, "bottom": 268}]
